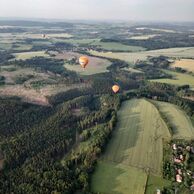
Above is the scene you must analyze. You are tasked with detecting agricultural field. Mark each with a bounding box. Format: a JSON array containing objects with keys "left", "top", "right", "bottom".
[
  {"left": 171, "top": 59, "right": 194, "bottom": 72},
  {"left": 91, "top": 40, "right": 146, "bottom": 52},
  {"left": 145, "top": 175, "right": 171, "bottom": 194},
  {"left": 129, "top": 34, "right": 158, "bottom": 40},
  {"left": 91, "top": 161, "right": 147, "bottom": 194},
  {"left": 91, "top": 99, "right": 171, "bottom": 194},
  {"left": 0, "top": 42, "right": 12, "bottom": 50},
  {"left": 122, "top": 67, "right": 143, "bottom": 73},
  {"left": 135, "top": 27, "right": 176, "bottom": 33},
  {"left": 57, "top": 38, "right": 146, "bottom": 51},
  {"left": 89, "top": 47, "right": 194, "bottom": 64},
  {"left": 153, "top": 101, "right": 194, "bottom": 139},
  {"left": 14, "top": 51, "right": 49, "bottom": 60},
  {"left": 1, "top": 32, "right": 73, "bottom": 40},
  {"left": 150, "top": 70, "right": 194, "bottom": 89},
  {"left": 55, "top": 51, "right": 112, "bottom": 75}
]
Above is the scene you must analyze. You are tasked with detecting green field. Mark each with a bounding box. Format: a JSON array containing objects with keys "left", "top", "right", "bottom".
[
  {"left": 14, "top": 51, "right": 49, "bottom": 60},
  {"left": 150, "top": 70, "right": 194, "bottom": 89},
  {"left": 64, "top": 62, "right": 111, "bottom": 75},
  {"left": 91, "top": 161, "right": 147, "bottom": 194},
  {"left": 101, "top": 99, "right": 170, "bottom": 174},
  {"left": 57, "top": 38, "right": 145, "bottom": 52},
  {"left": 90, "top": 47, "right": 194, "bottom": 64},
  {"left": 0, "top": 43, "right": 12, "bottom": 50},
  {"left": 153, "top": 101, "right": 194, "bottom": 139},
  {"left": 91, "top": 99, "right": 171, "bottom": 194},
  {"left": 91, "top": 41, "right": 146, "bottom": 52},
  {"left": 145, "top": 175, "right": 171, "bottom": 194}
]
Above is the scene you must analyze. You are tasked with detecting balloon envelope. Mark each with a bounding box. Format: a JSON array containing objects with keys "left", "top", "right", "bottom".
[
  {"left": 79, "top": 56, "right": 89, "bottom": 68},
  {"left": 112, "top": 85, "right": 120, "bottom": 93}
]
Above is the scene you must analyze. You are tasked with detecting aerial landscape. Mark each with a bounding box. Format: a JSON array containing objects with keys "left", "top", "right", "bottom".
[{"left": 0, "top": 0, "right": 194, "bottom": 194}]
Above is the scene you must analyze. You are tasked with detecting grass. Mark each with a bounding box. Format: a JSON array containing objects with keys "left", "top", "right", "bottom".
[
  {"left": 135, "top": 27, "right": 176, "bottom": 33},
  {"left": 56, "top": 38, "right": 145, "bottom": 51},
  {"left": 12, "top": 44, "right": 32, "bottom": 51},
  {"left": 91, "top": 99, "right": 171, "bottom": 194},
  {"left": 91, "top": 41, "right": 146, "bottom": 52},
  {"left": 145, "top": 174, "right": 171, "bottom": 194},
  {"left": 54, "top": 38, "right": 98, "bottom": 45},
  {"left": 171, "top": 59, "right": 194, "bottom": 72},
  {"left": 14, "top": 51, "right": 49, "bottom": 60},
  {"left": 64, "top": 62, "right": 110, "bottom": 75},
  {"left": 0, "top": 43, "right": 12, "bottom": 50},
  {"left": 101, "top": 99, "right": 170, "bottom": 175},
  {"left": 91, "top": 161, "right": 147, "bottom": 194},
  {"left": 122, "top": 67, "right": 143, "bottom": 73},
  {"left": 55, "top": 51, "right": 111, "bottom": 75},
  {"left": 153, "top": 101, "right": 194, "bottom": 139},
  {"left": 129, "top": 35, "right": 158, "bottom": 40},
  {"left": 89, "top": 47, "right": 194, "bottom": 64},
  {"left": 150, "top": 70, "right": 194, "bottom": 89}
]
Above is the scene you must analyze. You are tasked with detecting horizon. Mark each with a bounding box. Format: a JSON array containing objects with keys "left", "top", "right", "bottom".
[
  {"left": 1, "top": 17, "right": 194, "bottom": 24},
  {"left": 0, "top": 0, "right": 194, "bottom": 22}
]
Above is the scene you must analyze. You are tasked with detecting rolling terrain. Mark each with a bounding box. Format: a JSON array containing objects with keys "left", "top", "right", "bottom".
[
  {"left": 91, "top": 99, "right": 171, "bottom": 194},
  {"left": 0, "top": 21, "right": 194, "bottom": 194},
  {"left": 89, "top": 47, "right": 194, "bottom": 64},
  {"left": 153, "top": 101, "right": 194, "bottom": 139}
]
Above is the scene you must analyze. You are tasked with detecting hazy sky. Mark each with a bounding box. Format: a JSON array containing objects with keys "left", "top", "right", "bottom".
[{"left": 0, "top": 0, "right": 194, "bottom": 22}]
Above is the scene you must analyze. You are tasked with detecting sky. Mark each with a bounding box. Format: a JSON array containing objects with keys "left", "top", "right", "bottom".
[{"left": 0, "top": 0, "right": 194, "bottom": 22}]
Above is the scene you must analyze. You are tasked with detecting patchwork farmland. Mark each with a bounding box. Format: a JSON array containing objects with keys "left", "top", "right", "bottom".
[
  {"left": 171, "top": 59, "right": 194, "bottom": 72},
  {"left": 150, "top": 70, "right": 194, "bottom": 89},
  {"left": 89, "top": 47, "right": 194, "bottom": 64}
]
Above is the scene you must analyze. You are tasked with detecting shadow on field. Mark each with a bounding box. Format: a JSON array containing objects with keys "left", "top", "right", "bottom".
[
  {"left": 92, "top": 161, "right": 126, "bottom": 194},
  {"left": 161, "top": 109, "right": 179, "bottom": 135},
  {"left": 105, "top": 164, "right": 125, "bottom": 194},
  {"left": 120, "top": 110, "right": 141, "bottom": 163},
  {"left": 105, "top": 100, "right": 142, "bottom": 165}
]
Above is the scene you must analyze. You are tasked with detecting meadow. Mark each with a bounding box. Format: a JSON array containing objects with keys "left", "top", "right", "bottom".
[
  {"left": 171, "top": 59, "right": 194, "bottom": 72},
  {"left": 89, "top": 47, "right": 194, "bottom": 64},
  {"left": 14, "top": 51, "right": 49, "bottom": 60},
  {"left": 145, "top": 175, "right": 171, "bottom": 194},
  {"left": 129, "top": 34, "right": 158, "bottom": 40},
  {"left": 91, "top": 99, "right": 171, "bottom": 194},
  {"left": 91, "top": 161, "right": 147, "bottom": 194},
  {"left": 150, "top": 70, "right": 194, "bottom": 89},
  {"left": 55, "top": 51, "right": 112, "bottom": 75},
  {"left": 56, "top": 38, "right": 145, "bottom": 52},
  {"left": 153, "top": 101, "right": 194, "bottom": 139}
]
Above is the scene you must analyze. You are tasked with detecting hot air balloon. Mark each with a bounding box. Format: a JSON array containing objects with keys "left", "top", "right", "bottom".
[
  {"left": 79, "top": 56, "right": 89, "bottom": 68},
  {"left": 112, "top": 85, "right": 120, "bottom": 93}
]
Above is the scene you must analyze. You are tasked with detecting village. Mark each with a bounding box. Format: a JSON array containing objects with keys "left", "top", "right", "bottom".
[{"left": 171, "top": 141, "right": 194, "bottom": 191}]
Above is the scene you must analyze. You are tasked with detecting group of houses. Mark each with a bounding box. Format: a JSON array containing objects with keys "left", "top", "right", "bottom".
[{"left": 172, "top": 143, "right": 194, "bottom": 191}]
